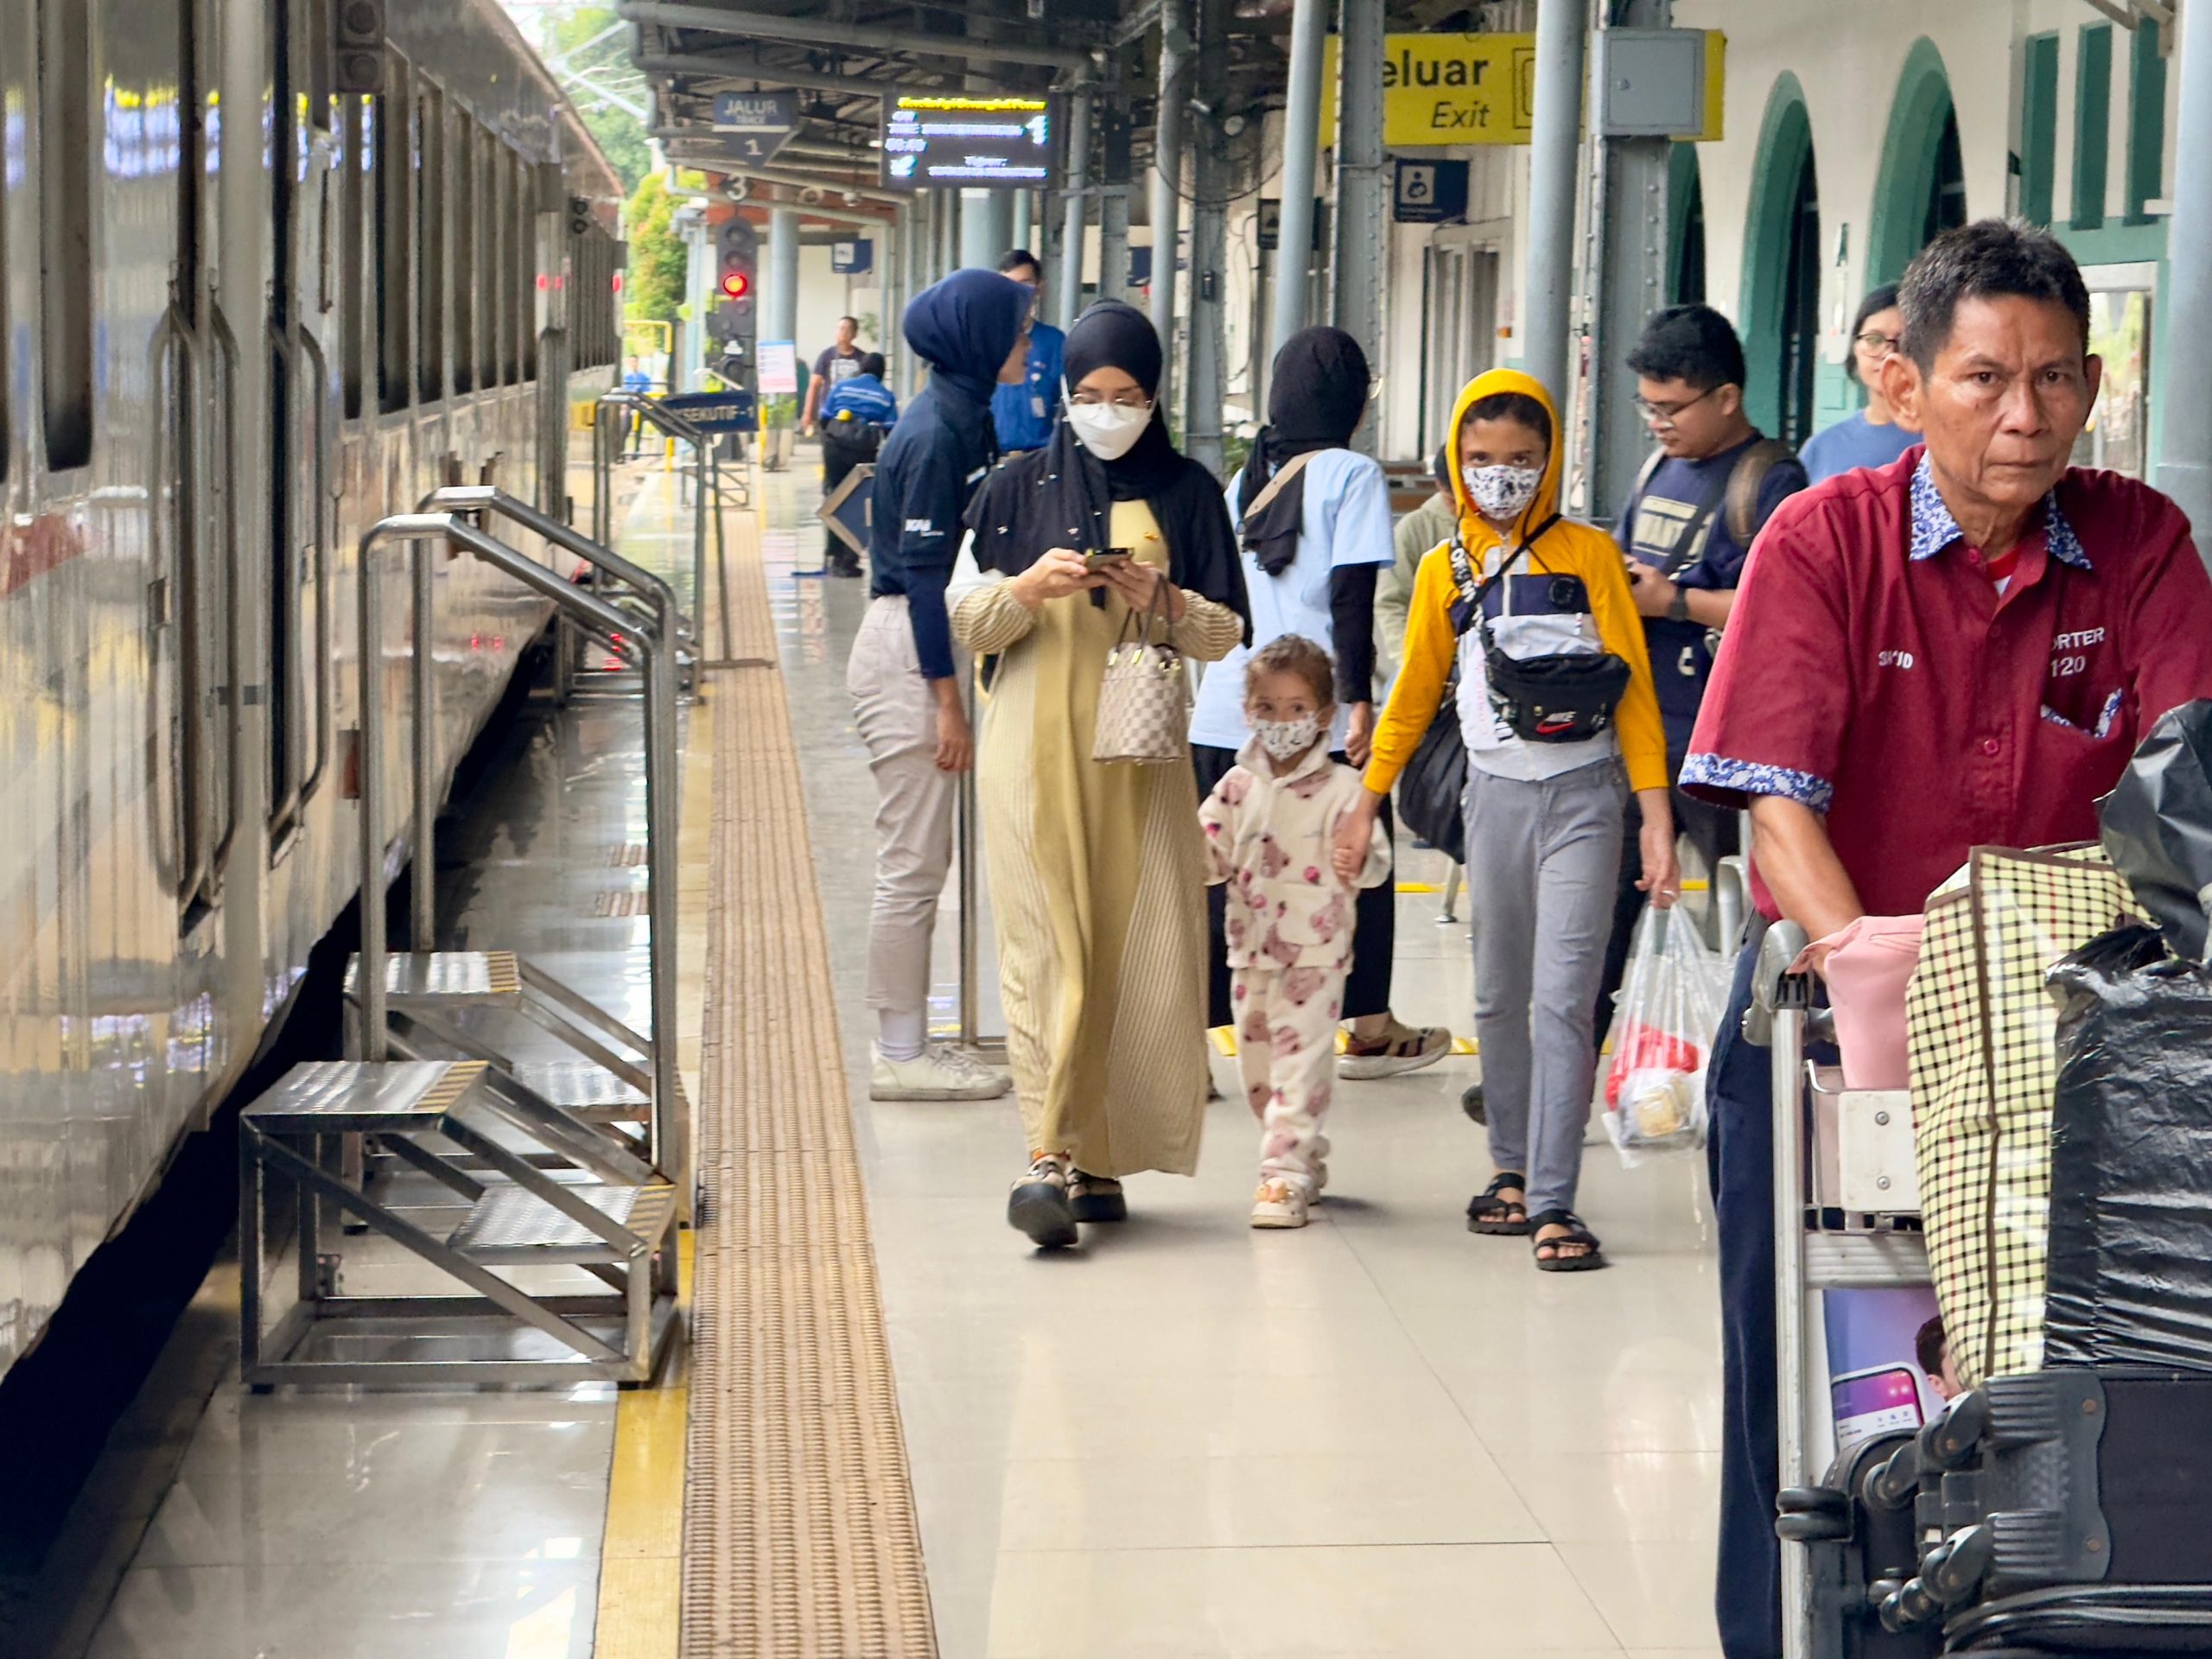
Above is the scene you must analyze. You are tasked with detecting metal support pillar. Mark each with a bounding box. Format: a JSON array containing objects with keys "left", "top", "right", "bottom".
[
  {"left": 681, "top": 211, "right": 712, "bottom": 391},
  {"left": 1013, "top": 188, "right": 1034, "bottom": 252},
  {"left": 1184, "top": 0, "right": 1230, "bottom": 476},
  {"left": 765, "top": 206, "right": 799, "bottom": 346},
  {"left": 883, "top": 201, "right": 907, "bottom": 391},
  {"left": 1149, "top": 0, "right": 1191, "bottom": 403},
  {"left": 1523, "top": 0, "right": 1589, "bottom": 403},
  {"left": 962, "top": 188, "right": 1013, "bottom": 270},
  {"left": 1099, "top": 183, "right": 1130, "bottom": 307},
  {"left": 2158, "top": 0, "right": 2212, "bottom": 567},
  {"left": 1270, "top": 0, "right": 1329, "bottom": 359},
  {"left": 935, "top": 188, "right": 960, "bottom": 283},
  {"left": 1578, "top": 2, "right": 1672, "bottom": 524},
  {"left": 1058, "top": 88, "right": 1095, "bottom": 331},
  {"left": 1332, "top": 0, "right": 1387, "bottom": 450}
]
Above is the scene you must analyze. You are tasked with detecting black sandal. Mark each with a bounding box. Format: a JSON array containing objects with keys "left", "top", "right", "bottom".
[
  {"left": 1466, "top": 1173, "right": 1529, "bottom": 1236},
  {"left": 1529, "top": 1209, "right": 1608, "bottom": 1273}
]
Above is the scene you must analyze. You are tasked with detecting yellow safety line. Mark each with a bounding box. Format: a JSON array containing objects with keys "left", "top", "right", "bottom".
[{"left": 594, "top": 1233, "right": 694, "bottom": 1659}]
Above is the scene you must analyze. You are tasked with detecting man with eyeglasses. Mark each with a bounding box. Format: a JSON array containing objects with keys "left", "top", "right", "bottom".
[{"left": 1592, "top": 304, "right": 1808, "bottom": 1048}]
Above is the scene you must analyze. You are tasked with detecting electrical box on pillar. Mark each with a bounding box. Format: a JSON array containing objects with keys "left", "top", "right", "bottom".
[{"left": 713, "top": 218, "right": 760, "bottom": 349}]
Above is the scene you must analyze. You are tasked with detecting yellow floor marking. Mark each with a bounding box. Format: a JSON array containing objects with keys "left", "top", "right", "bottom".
[
  {"left": 1395, "top": 880, "right": 1441, "bottom": 893},
  {"left": 594, "top": 1238, "right": 692, "bottom": 1659}
]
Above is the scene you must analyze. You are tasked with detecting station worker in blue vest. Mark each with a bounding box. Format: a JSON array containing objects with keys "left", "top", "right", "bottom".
[{"left": 990, "top": 249, "right": 1066, "bottom": 454}]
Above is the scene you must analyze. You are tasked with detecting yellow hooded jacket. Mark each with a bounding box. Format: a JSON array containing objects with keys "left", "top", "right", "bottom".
[{"left": 1363, "top": 368, "right": 1669, "bottom": 798}]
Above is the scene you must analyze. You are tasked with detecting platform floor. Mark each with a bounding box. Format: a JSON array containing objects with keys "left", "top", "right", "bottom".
[{"left": 59, "top": 453, "right": 1726, "bottom": 1658}]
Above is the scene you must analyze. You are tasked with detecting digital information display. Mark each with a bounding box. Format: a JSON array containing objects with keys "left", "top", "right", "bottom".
[{"left": 881, "top": 94, "right": 1056, "bottom": 190}]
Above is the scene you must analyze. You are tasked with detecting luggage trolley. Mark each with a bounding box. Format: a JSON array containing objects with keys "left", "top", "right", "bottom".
[{"left": 1752, "top": 921, "right": 1936, "bottom": 1659}]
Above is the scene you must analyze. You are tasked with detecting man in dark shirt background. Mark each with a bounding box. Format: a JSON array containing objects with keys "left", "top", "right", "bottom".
[
  {"left": 801, "top": 315, "right": 865, "bottom": 435},
  {"left": 1593, "top": 304, "right": 1808, "bottom": 1041}
]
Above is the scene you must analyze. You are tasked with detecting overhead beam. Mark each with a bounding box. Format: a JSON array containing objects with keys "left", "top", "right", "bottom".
[
  {"left": 631, "top": 49, "right": 944, "bottom": 99},
  {"left": 616, "top": 0, "right": 1096, "bottom": 73},
  {"left": 660, "top": 151, "right": 908, "bottom": 203}
]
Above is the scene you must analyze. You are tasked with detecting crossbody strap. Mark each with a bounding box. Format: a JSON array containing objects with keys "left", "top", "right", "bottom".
[
  {"left": 1449, "top": 512, "right": 1565, "bottom": 635},
  {"left": 1240, "top": 448, "right": 1322, "bottom": 525}
]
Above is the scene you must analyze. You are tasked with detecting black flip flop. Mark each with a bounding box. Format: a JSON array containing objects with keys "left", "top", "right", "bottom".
[
  {"left": 1529, "top": 1208, "right": 1608, "bottom": 1272},
  {"left": 1466, "top": 1172, "right": 1530, "bottom": 1236}
]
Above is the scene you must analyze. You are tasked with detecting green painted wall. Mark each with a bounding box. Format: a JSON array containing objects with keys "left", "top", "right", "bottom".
[
  {"left": 2021, "top": 35, "right": 2060, "bottom": 226},
  {"left": 2074, "top": 24, "right": 2113, "bottom": 229}
]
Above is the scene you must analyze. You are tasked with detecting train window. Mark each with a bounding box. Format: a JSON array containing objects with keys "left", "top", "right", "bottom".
[
  {"left": 452, "top": 121, "right": 475, "bottom": 395},
  {"left": 507, "top": 149, "right": 526, "bottom": 385},
  {"left": 415, "top": 79, "right": 445, "bottom": 404},
  {"left": 341, "top": 95, "right": 365, "bottom": 418},
  {"left": 477, "top": 125, "right": 499, "bottom": 391},
  {"left": 36, "top": 0, "right": 94, "bottom": 472},
  {"left": 520, "top": 154, "right": 539, "bottom": 383},
  {"left": 376, "top": 57, "right": 411, "bottom": 413}
]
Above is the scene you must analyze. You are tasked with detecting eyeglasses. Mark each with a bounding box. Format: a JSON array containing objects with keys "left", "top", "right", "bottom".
[
  {"left": 1633, "top": 385, "right": 1720, "bottom": 429},
  {"left": 1854, "top": 330, "right": 1903, "bottom": 353},
  {"left": 1068, "top": 389, "right": 1153, "bottom": 410}
]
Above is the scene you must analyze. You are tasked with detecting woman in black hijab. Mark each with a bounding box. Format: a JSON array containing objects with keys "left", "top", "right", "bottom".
[
  {"left": 1189, "top": 324, "right": 1452, "bottom": 1085},
  {"left": 949, "top": 301, "right": 1249, "bottom": 1249}
]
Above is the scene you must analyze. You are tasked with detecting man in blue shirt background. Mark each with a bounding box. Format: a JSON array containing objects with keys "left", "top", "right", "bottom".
[
  {"left": 1592, "top": 304, "right": 1808, "bottom": 1043},
  {"left": 990, "top": 250, "right": 1065, "bottom": 454},
  {"left": 819, "top": 353, "right": 899, "bottom": 576}
]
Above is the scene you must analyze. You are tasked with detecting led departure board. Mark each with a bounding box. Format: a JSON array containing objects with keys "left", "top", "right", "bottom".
[{"left": 880, "top": 94, "right": 1057, "bottom": 190}]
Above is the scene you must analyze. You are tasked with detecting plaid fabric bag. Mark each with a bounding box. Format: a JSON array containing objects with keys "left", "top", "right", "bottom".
[{"left": 1907, "top": 845, "right": 2144, "bottom": 1388}]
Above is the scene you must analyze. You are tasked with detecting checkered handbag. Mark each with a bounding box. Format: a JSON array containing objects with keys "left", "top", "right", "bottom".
[
  {"left": 1907, "top": 845, "right": 2145, "bottom": 1387},
  {"left": 1091, "top": 577, "right": 1190, "bottom": 766}
]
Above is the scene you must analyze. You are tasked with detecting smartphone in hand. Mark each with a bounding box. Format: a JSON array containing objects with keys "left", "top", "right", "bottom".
[{"left": 1084, "top": 550, "right": 1134, "bottom": 571}]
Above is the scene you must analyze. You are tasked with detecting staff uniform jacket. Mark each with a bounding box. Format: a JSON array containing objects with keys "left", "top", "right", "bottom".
[
  {"left": 1364, "top": 368, "right": 1669, "bottom": 798},
  {"left": 1200, "top": 736, "right": 1392, "bottom": 974}
]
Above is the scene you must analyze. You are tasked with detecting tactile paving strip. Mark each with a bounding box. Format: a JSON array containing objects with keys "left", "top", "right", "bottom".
[{"left": 682, "top": 514, "right": 938, "bottom": 1657}]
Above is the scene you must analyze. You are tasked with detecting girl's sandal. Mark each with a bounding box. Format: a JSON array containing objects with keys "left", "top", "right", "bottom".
[
  {"left": 1529, "top": 1209, "right": 1608, "bottom": 1273},
  {"left": 1466, "top": 1172, "right": 1530, "bottom": 1236}
]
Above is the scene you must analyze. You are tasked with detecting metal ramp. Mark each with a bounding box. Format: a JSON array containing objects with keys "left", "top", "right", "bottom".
[
  {"left": 239, "top": 511, "right": 690, "bottom": 1388},
  {"left": 238, "top": 1059, "right": 678, "bottom": 1387}
]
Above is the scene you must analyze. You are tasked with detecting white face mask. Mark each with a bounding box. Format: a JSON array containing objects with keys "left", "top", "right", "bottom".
[
  {"left": 1463, "top": 461, "right": 1544, "bottom": 523},
  {"left": 1253, "top": 712, "right": 1323, "bottom": 762},
  {"left": 1065, "top": 391, "right": 1154, "bottom": 461}
]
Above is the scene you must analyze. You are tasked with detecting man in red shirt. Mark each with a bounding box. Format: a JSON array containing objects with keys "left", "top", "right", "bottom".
[{"left": 1682, "top": 219, "right": 2212, "bottom": 1659}]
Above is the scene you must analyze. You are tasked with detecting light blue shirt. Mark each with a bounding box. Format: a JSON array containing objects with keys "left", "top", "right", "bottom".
[
  {"left": 1189, "top": 448, "right": 1395, "bottom": 753},
  {"left": 1797, "top": 410, "right": 1917, "bottom": 485}
]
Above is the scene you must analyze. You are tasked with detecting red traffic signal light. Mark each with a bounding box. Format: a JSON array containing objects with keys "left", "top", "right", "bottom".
[{"left": 721, "top": 271, "right": 751, "bottom": 300}]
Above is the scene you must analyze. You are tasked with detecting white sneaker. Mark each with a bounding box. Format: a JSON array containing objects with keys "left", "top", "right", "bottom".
[
  {"left": 870, "top": 1044, "right": 1011, "bottom": 1101},
  {"left": 1250, "top": 1179, "right": 1312, "bottom": 1230}
]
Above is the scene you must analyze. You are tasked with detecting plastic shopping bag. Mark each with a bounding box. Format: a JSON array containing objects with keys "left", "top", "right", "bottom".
[{"left": 1601, "top": 907, "right": 1726, "bottom": 1162}]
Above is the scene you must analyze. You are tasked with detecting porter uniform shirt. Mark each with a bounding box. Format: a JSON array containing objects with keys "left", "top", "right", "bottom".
[{"left": 1681, "top": 448, "right": 2212, "bottom": 919}]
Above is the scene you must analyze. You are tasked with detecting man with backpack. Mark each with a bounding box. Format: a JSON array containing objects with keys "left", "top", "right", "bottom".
[{"left": 1592, "top": 305, "right": 1808, "bottom": 1044}]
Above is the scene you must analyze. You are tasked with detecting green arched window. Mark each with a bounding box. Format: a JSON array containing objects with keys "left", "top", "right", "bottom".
[
  {"left": 1739, "top": 77, "right": 1820, "bottom": 444},
  {"left": 1868, "top": 40, "right": 1967, "bottom": 286}
]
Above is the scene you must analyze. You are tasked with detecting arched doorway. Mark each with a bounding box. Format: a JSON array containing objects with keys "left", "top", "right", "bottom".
[
  {"left": 1868, "top": 39, "right": 1967, "bottom": 285},
  {"left": 1738, "top": 76, "right": 1820, "bottom": 443},
  {"left": 1669, "top": 142, "right": 1707, "bottom": 305}
]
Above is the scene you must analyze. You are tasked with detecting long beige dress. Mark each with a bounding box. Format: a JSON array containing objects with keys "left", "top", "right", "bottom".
[{"left": 950, "top": 501, "right": 1243, "bottom": 1177}]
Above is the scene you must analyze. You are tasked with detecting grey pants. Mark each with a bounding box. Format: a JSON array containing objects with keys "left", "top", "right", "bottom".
[
  {"left": 1464, "top": 760, "right": 1629, "bottom": 1219},
  {"left": 847, "top": 597, "right": 957, "bottom": 1035}
]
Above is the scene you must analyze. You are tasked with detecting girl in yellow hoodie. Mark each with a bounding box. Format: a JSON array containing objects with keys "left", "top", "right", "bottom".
[{"left": 1335, "top": 369, "right": 1680, "bottom": 1272}]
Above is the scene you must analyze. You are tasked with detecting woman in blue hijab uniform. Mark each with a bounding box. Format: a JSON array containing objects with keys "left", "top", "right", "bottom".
[
  {"left": 948, "top": 300, "right": 1250, "bottom": 1249},
  {"left": 847, "top": 270, "right": 1032, "bottom": 1105}
]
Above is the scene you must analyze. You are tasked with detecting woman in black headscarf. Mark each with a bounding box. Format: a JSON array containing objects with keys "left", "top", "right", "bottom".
[
  {"left": 1188, "top": 325, "right": 1452, "bottom": 1084},
  {"left": 949, "top": 300, "right": 1249, "bottom": 1249},
  {"left": 847, "top": 270, "right": 1032, "bottom": 1109}
]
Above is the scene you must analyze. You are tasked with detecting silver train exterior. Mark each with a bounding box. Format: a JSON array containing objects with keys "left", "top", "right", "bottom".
[{"left": 0, "top": 0, "right": 627, "bottom": 1379}]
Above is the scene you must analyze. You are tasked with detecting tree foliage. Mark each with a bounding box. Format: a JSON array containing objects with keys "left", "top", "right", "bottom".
[
  {"left": 625, "top": 171, "right": 688, "bottom": 327},
  {"left": 536, "top": 3, "right": 653, "bottom": 193}
]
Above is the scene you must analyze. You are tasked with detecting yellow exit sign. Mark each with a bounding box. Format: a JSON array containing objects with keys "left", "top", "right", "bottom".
[{"left": 1319, "top": 31, "right": 1724, "bottom": 149}]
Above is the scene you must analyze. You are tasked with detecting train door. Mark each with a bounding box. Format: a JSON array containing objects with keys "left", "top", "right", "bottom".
[
  {"left": 266, "top": 0, "right": 337, "bottom": 850},
  {"left": 150, "top": 0, "right": 239, "bottom": 932}
]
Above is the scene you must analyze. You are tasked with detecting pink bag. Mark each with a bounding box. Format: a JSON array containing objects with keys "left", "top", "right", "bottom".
[{"left": 1819, "top": 914, "right": 1927, "bottom": 1090}]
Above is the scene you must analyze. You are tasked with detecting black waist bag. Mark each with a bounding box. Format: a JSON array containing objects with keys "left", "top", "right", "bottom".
[
  {"left": 1480, "top": 636, "right": 1632, "bottom": 744},
  {"left": 1451, "top": 520, "right": 1632, "bottom": 746}
]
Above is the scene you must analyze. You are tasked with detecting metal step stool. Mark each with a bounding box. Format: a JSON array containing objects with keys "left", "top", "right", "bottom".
[{"left": 239, "top": 1059, "right": 679, "bottom": 1387}]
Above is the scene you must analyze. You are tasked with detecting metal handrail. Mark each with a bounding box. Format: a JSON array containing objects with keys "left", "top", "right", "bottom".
[
  {"left": 418, "top": 485, "right": 692, "bottom": 690},
  {"left": 593, "top": 390, "right": 729, "bottom": 661},
  {"left": 356, "top": 513, "right": 685, "bottom": 1193}
]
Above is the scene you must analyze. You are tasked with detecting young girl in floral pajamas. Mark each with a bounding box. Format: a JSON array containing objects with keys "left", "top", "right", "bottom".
[{"left": 1199, "top": 635, "right": 1393, "bottom": 1229}]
